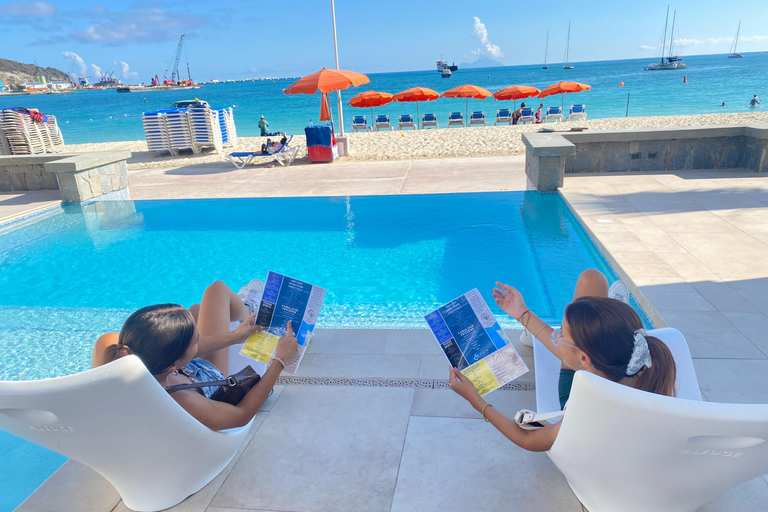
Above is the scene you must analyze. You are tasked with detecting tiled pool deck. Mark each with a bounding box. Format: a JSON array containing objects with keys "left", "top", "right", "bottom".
[{"left": 5, "top": 155, "right": 768, "bottom": 511}]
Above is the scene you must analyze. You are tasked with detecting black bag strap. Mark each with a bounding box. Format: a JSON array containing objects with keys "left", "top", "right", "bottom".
[{"left": 165, "top": 376, "right": 234, "bottom": 395}]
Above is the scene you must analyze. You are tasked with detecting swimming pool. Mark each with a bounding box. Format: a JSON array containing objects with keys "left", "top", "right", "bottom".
[{"left": 0, "top": 191, "right": 640, "bottom": 510}]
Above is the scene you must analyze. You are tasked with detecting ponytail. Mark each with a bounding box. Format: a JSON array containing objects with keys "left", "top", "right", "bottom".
[{"left": 633, "top": 336, "right": 676, "bottom": 397}]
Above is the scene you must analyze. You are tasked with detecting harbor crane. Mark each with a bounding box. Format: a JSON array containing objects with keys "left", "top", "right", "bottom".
[{"left": 163, "top": 35, "right": 193, "bottom": 86}]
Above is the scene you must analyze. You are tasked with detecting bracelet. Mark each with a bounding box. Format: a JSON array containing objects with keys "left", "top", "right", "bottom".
[
  {"left": 481, "top": 403, "right": 493, "bottom": 422},
  {"left": 271, "top": 357, "right": 286, "bottom": 369},
  {"left": 516, "top": 309, "right": 531, "bottom": 328},
  {"left": 532, "top": 324, "right": 548, "bottom": 339}
]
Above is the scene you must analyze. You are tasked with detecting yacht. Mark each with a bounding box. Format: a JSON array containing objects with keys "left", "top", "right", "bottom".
[
  {"left": 728, "top": 20, "right": 744, "bottom": 58},
  {"left": 441, "top": 68, "right": 452, "bottom": 78},
  {"left": 436, "top": 56, "right": 458, "bottom": 72},
  {"left": 645, "top": 7, "right": 688, "bottom": 70},
  {"left": 563, "top": 23, "right": 574, "bottom": 69},
  {"left": 543, "top": 32, "right": 549, "bottom": 69}
]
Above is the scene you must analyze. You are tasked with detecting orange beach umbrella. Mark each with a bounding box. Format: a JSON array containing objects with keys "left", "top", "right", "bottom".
[
  {"left": 393, "top": 87, "right": 439, "bottom": 128},
  {"left": 284, "top": 68, "right": 370, "bottom": 131},
  {"left": 493, "top": 85, "right": 541, "bottom": 110},
  {"left": 441, "top": 84, "right": 492, "bottom": 122},
  {"left": 320, "top": 92, "right": 332, "bottom": 122},
  {"left": 348, "top": 90, "right": 394, "bottom": 126},
  {"left": 538, "top": 81, "right": 591, "bottom": 109}
]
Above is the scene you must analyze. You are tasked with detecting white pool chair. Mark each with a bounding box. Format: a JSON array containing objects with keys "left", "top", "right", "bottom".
[
  {"left": 567, "top": 104, "right": 587, "bottom": 121},
  {"left": 421, "top": 113, "right": 439, "bottom": 129},
  {"left": 468, "top": 111, "right": 486, "bottom": 127},
  {"left": 534, "top": 328, "right": 768, "bottom": 512},
  {"left": 545, "top": 106, "right": 563, "bottom": 122},
  {"left": 351, "top": 115, "right": 370, "bottom": 132},
  {"left": 397, "top": 114, "right": 416, "bottom": 130},
  {"left": 447, "top": 112, "right": 464, "bottom": 127},
  {"left": 517, "top": 107, "right": 535, "bottom": 125},
  {"left": 0, "top": 351, "right": 261, "bottom": 512},
  {"left": 226, "top": 135, "right": 297, "bottom": 168},
  {"left": 494, "top": 108, "right": 512, "bottom": 125},
  {"left": 373, "top": 114, "right": 393, "bottom": 131}
]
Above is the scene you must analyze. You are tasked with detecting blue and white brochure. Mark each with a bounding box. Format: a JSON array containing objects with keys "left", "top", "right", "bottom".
[
  {"left": 425, "top": 288, "right": 528, "bottom": 396},
  {"left": 241, "top": 271, "right": 325, "bottom": 375}
]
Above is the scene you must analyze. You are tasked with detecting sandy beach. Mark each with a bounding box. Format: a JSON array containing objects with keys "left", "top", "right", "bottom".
[{"left": 64, "top": 111, "right": 768, "bottom": 171}]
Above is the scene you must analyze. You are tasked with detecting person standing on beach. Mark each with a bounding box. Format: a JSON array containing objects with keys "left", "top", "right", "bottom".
[
  {"left": 750, "top": 95, "right": 760, "bottom": 108},
  {"left": 258, "top": 115, "right": 269, "bottom": 136}
]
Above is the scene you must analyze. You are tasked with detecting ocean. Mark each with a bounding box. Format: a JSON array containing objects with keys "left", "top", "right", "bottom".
[{"left": 1, "top": 53, "right": 765, "bottom": 145}]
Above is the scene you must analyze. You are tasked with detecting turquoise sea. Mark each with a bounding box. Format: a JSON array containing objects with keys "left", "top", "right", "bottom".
[{"left": 1, "top": 53, "right": 766, "bottom": 145}]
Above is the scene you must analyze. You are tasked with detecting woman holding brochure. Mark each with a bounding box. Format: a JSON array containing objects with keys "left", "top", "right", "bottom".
[
  {"left": 92, "top": 280, "right": 298, "bottom": 430},
  {"left": 449, "top": 269, "right": 676, "bottom": 452}
]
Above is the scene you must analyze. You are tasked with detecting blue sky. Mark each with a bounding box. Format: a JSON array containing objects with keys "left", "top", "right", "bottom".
[{"left": 1, "top": 0, "right": 766, "bottom": 82}]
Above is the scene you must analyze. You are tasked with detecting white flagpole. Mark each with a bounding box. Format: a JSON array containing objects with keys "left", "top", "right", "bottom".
[{"left": 331, "top": 0, "right": 345, "bottom": 136}]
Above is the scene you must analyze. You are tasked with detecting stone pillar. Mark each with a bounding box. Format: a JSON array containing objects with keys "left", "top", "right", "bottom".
[
  {"left": 44, "top": 151, "right": 131, "bottom": 203},
  {"left": 522, "top": 133, "right": 575, "bottom": 192}
]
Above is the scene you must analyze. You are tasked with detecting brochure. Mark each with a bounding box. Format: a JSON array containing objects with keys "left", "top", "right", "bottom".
[
  {"left": 425, "top": 288, "right": 529, "bottom": 396},
  {"left": 241, "top": 271, "right": 326, "bottom": 375}
]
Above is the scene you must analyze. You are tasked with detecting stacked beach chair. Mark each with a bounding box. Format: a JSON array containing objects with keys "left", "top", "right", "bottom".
[
  {"left": 188, "top": 105, "right": 222, "bottom": 155},
  {"left": 141, "top": 110, "right": 172, "bottom": 156},
  {"left": 218, "top": 107, "right": 237, "bottom": 147},
  {"left": 0, "top": 109, "right": 65, "bottom": 155},
  {"left": 141, "top": 105, "right": 237, "bottom": 157}
]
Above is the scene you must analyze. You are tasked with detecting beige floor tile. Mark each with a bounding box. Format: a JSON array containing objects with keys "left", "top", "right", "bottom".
[
  {"left": 410, "top": 388, "right": 536, "bottom": 419},
  {"left": 212, "top": 386, "right": 414, "bottom": 512},
  {"left": 635, "top": 277, "right": 697, "bottom": 294},
  {"left": 655, "top": 310, "right": 740, "bottom": 333},
  {"left": 390, "top": 417, "right": 583, "bottom": 512},
  {"left": 418, "top": 354, "right": 450, "bottom": 379},
  {"left": 669, "top": 232, "right": 768, "bottom": 280},
  {"left": 294, "top": 354, "right": 422, "bottom": 378},
  {"left": 640, "top": 291, "right": 716, "bottom": 312},
  {"left": 728, "top": 279, "right": 768, "bottom": 316},
  {"left": 721, "top": 312, "right": 768, "bottom": 357},
  {"left": 619, "top": 262, "right": 680, "bottom": 278},
  {"left": 307, "top": 329, "right": 388, "bottom": 354},
  {"left": 610, "top": 250, "right": 668, "bottom": 265},
  {"left": 16, "top": 460, "right": 120, "bottom": 512},
  {"left": 693, "top": 359, "right": 768, "bottom": 404},
  {"left": 655, "top": 252, "right": 719, "bottom": 281},
  {"left": 384, "top": 329, "right": 442, "bottom": 355},
  {"left": 690, "top": 281, "right": 760, "bottom": 313},
  {"left": 682, "top": 331, "right": 767, "bottom": 359},
  {"left": 647, "top": 210, "right": 740, "bottom": 233}
]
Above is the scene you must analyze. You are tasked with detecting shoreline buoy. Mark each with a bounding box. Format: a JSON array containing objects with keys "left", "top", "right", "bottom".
[
  {"left": 619, "top": 82, "right": 624, "bottom": 87},
  {"left": 683, "top": 75, "right": 688, "bottom": 83}
]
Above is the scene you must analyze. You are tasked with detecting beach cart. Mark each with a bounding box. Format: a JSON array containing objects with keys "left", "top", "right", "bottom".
[{"left": 305, "top": 125, "right": 338, "bottom": 163}]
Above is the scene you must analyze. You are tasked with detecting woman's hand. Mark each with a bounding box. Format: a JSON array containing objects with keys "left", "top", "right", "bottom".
[
  {"left": 492, "top": 282, "right": 528, "bottom": 320},
  {"left": 233, "top": 310, "right": 262, "bottom": 341},
  {"left": 275, "top": 320, "right": 298, "bottom": 362},
  {"left": 448, "top": 367, "right": 482, "bottom": 406}
]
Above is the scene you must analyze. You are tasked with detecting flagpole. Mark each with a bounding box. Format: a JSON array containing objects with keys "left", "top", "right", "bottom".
[{"left": 331, "top": 0, "right": 344, "bottom": 136}]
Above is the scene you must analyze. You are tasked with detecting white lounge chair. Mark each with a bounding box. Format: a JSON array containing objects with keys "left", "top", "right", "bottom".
[
  {"left": 494, "top": 108, "right": 512, "bottom": 125},
  {"left": 421, "top": 113, "right": 438, "bottom": 129},
  {"left": 373, "top": 114, "right": 393, "bottom": 131},
  {"left": 351, "top": 115, "right": 370, "bottom": 132},
  {"left": 397, "top": 114, "right": 416, "bottom": 130},
  {"left": 567, "top": 104, "right": 586, "bottom": 121},
  {"left": 447, "top": 112, "right": 464, "bottom": 127},
  {"left": 0, "top": 350, "right": 261, "bottom": 512},
  {"left": 545, "top": 106, "right": 563, "bottom": 122},
  {"left": 226, "top": 135, "right": 298, "bottom": 168},
  {"left": 468, "top": 111, "right": 486, "bottom": 127},
  {"left": 534, "top": 328, "right": 768, "bottom": 512},
  {"left": 517, "top": 107, "right": 535, "bottom": 125}
]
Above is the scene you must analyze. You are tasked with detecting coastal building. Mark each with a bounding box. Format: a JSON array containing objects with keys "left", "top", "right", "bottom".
[
  {"left": 20, "top": 82, "right": 47, "bottom": 91},
  {"left": 47, "top": 81, "right": 72, "bottom": 90}
]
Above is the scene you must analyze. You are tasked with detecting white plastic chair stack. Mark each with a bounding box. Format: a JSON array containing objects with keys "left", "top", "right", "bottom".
[
  {"left": 188, "top": 106, "right": 223, "bottom": 155},
  {"left": 0, "top": 110, "right": 45, "bottom": 155},
  {"left": 219, "top": 107, "right": 237, "bottom": 148},
  {"left": 141, "top": 111, "right": 171, "bottom": 156},
  {"left": 165, "top": 109, "right": 193, "bottom": 156},
  {"left": 0, "top": 354, "right": 256, "bottom": 512},
  {"left": 45, "top": 115, "right": 65, "bottom": 152}
]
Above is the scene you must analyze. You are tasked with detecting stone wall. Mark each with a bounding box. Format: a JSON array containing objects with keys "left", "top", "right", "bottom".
[{"left": 56, "top": 160, "right": 129, "bottom": 203}]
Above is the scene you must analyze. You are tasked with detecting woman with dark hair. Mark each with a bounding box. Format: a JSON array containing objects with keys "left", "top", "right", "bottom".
[
  {"left": 449, "top": 269, "right": 676, "bottom": 452},
  {"left": 92, "top": 280, "right": 297, "bottom": 431}
]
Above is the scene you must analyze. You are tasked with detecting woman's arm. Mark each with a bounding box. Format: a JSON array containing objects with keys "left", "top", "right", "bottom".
[
  {"left": 492, "top": 282, "right": 561, "bottom": 362},
  {"left": 449, "top": 367, "right": 560, "bottom": 452},
  {"left": 173, "top": 321, "right": 299, "bottom": 430},
  {"left": 195, "top": 310, "right": 262, "bottom": 359}
]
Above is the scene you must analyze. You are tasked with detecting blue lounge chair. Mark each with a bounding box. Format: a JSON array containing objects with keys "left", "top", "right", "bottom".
[
  {"left": 226, "top": 135, "right": 297, "bottom": 168},
  {"left": 447, "top": 112, "right": 464, "bottom": 127},
  {"left": 567, "top": 104, "right": 587, "bottom": 121},
  {"left": 398, "top": 114, "right": 416, "bottom": 130},
  {"left": 494, "top": 108, "right": 512, "bottom": 125},
  {"left": 545, "top": 106, "right": 563, "bottom": 122},
  {"left": 468, "top": 111, "right": 486, "bottom": 127},
  {"left": 351, "top": 115, "right": 370, "bottom": 132},
  {"left": 518, "top": 107, "right": 535, "bottom": 125},
  {"left": 374, "top": 114, "right": 393, "bottom": 131},
  {"left": 421, "top": 113, "right": 438, "bottom": 129}
]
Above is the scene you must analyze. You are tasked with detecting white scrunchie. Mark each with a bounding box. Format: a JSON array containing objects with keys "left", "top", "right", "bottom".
[{"left": 626, "top": 328, "right": 653, "bottom": 376}]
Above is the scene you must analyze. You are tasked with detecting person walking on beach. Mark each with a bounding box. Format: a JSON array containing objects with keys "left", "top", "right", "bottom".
[
  {"left": 258, "top": 115, "right": 269, "bottom": 136},
  {"left": 512, "top": 102, "right": 526, "bottom": 125},
  {"left": 750, "top": 95, "right": 760, "bottom": 108}
]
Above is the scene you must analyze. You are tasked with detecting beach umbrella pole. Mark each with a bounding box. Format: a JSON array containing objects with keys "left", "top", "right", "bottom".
[{"left": 417, "top": 101, "right": 419, "bottom": 129}]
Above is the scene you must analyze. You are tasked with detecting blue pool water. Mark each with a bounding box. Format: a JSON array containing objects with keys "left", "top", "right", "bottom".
[{"left": 0, "top": 191, "right": 638, "bottom": 510}]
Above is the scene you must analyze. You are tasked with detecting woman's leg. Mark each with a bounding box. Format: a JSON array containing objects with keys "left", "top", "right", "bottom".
[
  {"left": 195, "top": 280, "right": 250, "bottom": 375},
  {"left": 572, "top": 268, "right": 609, "bottom": 300}
]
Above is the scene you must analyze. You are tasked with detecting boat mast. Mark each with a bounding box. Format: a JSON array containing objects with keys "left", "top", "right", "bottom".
[
  {"left": 668, "top": 10, "right": 676, "bottom": 60},
  {"left": 660, "top": 5, "right": 669, "bottom": 64},
  {"left": 564, "top": 22, "right": 570, "bottom": 66},
  {"left": 734, "top": 20, "right": 741, "bottom": 55},
  {"left": 544, "top": 32, "right": 549, "bottom": 66}
]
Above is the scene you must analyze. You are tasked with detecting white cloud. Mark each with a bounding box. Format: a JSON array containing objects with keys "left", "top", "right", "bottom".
[
  {"left": 91, "top": 63, "right": 102, "bottom": 77},
  {"left": 73, "top": 9, "right": 208, "bottom": 44},
  {"left": 62, "top": 51, "right": 86, "bottom": 75},
  {"left": 0, "top": 1, "right": 55, "bottom": 17},
  {"left": 472, "top": 17, "right": 503, "bottom": 59},
  {"left": 118, "top": 61, "right": 138, "bottom": 79},
  {"left": 642, "top": 34, "right": 768, "bottom": 51}
]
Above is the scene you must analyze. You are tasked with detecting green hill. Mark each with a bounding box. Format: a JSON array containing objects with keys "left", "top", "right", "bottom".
[{"left": 0, "top": 58, "right": 70, "bottom": 86}]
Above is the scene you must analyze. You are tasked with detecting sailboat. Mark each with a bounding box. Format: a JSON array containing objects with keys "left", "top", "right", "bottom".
[
  {"left": 645, "top": 6, "right": 687, "bottom": 70},
  {"left": 563, "top": 23, "right": 574, "bottom": 69},
  {"left": 728, "top": 20, "right": 744, "bottom": 58},
  {"left": 543, "top": 32, "right": 549, "bottom": 69}
]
